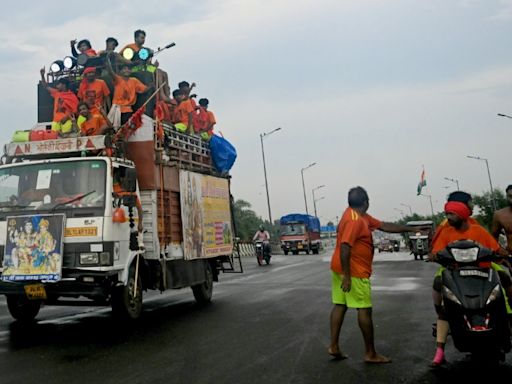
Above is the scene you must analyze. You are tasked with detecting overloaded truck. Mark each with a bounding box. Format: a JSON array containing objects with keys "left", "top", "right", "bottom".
[
  {"left": 279, "top": 214, "right": 321, "bottom": 255},
  {"left": 0, "top": 45, "right": 239, "bottom": 322}
]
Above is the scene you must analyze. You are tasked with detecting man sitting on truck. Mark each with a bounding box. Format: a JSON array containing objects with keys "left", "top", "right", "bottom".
[
  {"left": 40, "top": 67, "right": 79, "bottom": 136},
  {"left": 172, "top": 88, "right": 195, "bottom": 133},
  {"left": 74, "top": 102, "right": 109, "bottom": 136}
]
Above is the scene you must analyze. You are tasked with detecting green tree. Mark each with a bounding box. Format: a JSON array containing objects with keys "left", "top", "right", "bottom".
[
  {"left": 232, "top": 199, "right": 263, "bottom": 241},
  {"left": 472, "top": 189, "right": 507, "bottom": 229}
]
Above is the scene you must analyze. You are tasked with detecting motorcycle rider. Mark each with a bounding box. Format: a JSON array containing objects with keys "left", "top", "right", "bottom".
[
  {"left": 429, "top": 195, "right": 512, "bottom": 366},
  {"left": 253, "top": 225, "right": 271, "bottom": 257}
]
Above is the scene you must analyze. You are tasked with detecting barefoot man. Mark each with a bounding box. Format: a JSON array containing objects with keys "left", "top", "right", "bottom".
[{"left": 328, "top": 186, "right": 421, "bottom": 363}]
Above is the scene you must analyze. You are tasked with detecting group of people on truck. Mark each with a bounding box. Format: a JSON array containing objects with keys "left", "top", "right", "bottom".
[{"left": 38, "top": 29, "right": 217, "bottom": 141}]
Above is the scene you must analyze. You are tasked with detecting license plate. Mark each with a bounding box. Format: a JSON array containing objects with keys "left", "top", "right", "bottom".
[
  {"left": 297, "top": 244, "right": 303, "bottom": 249},
  {"left": 24, "top": 284, "right": 47, "bottom": 300},
  {"left": 459, "top": 270, "right": 489, "bottom": 278}
]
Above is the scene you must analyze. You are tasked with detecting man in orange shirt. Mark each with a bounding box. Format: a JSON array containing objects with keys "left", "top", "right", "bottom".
[
  {"left": 120, "top": 29, "right": 170, "bottom": 102},
  {"left": 77, "top": 67, "right": 111, "bottom": 114},
  {"left": 105, "top": 53, "right": 149, "bottom": 126},
  {"left": 40, "top": 67, "right": 79, "bottom": 136},
  {"left": 73, "top": 102, "right": 108, "bottom": 136},
  {"left": 429, "top": 196, "right": 512, "bottom": 366},
  {"left": 192, "top": 98, "right": 216, "bottom": 140},
  {"left": 172, "top": 89, "right": 195, "bottom": 134},
  {"left": 328, "top": 187, "right": 420, "bottom": 363}
]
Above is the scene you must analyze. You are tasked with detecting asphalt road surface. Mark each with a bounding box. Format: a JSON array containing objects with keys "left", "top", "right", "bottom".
[{"left": 1, "top": 249, "right": 512, "bottom": 384}]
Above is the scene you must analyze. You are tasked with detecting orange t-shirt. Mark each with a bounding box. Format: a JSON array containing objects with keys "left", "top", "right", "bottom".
[
  {"left": 49, "top": 88, "right": 79, "bottom": 122},
  {"left": 79, "top": 114, "right": 106, "bottom": 136},
  {"left": 112, "top": 75, "right": 147, "bottom": 113},
  {"left": 78, "top": 79, "right": 110, "bottom": 113},
  {"left": 431, "top": 221, "right": 500, "bottom": 255},
  {"left": 432, "top": 217, "right": 478, "bottom": 245},
  {"left": 330, "top": 208, "right": 382, "bottom": 278},
  {"left": 173, "top": 99, "right": 195, "bottom": 125}
]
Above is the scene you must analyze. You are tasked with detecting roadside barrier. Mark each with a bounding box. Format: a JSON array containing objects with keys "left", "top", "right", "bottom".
[{"left": 235, "top": 241, "right": 283, "bottom": 257}]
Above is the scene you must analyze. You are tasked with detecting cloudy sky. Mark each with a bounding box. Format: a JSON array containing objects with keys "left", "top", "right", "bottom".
[{"left": 1, "top": 0, "right": 512, "bottom": 223}]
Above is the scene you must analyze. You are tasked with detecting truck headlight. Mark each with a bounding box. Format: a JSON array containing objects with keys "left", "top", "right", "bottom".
[
  {"left": 80, "top": 252, "right": 99, "bottom": 265},
  {"left": 100, "top": 252, "right": 112, "bottom": 266}
]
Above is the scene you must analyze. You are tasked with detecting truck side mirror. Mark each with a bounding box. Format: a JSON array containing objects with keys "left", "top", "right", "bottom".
[{"left": 122, "top": 168, "right": 137, "bottom": 193}]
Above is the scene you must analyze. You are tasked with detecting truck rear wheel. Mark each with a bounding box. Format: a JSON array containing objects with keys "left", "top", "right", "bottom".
[
  {"left": 192, "top": 262, "right": 213, "bottom": 305},
  {"left": 313, "top": 248, "right": 319, "bottom": 255},
  {"left": 6, "top": 295, "right": 41, "bottom": 322},
  {"left": 284, "top": 251, "right": 289, "bottom": 255},
  {"left": 111, "top": 267, "right": 143, "bottom": 320},
  {"left": 292, "top": 251, "right": 298, "bottom": 255}
]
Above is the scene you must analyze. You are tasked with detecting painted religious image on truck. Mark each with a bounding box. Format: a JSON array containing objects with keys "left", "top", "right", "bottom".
[
  {"left": 180, "top": 171, "right": 233, "bottom": 260},
  {"left": 3, "top": 214, "right": 64, "bottom": 281}
]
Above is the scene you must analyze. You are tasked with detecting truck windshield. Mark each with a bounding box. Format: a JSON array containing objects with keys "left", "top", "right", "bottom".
[
  {"left": 281, "top": 224, "right": 306, "bottom": 236},
  {"left": 0, "top": 160, "right": 106, "bottom": 216}
]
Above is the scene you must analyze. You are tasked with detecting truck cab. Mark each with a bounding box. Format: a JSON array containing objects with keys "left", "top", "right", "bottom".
[{"left": 279, "top": 214, "right": 321, "bottom": 255}]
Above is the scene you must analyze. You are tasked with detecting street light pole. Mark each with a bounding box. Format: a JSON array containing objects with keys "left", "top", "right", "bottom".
[
  {"left": 301, "top": 162, "right": 316, "bottom": 215},
  {"left": 467, "top": 155, "right": 496, "bottom": 211},
  {"left": 443, "top": 177, "right": 460, "bottom": 191},
  {"left": 400, "top": 203, "right": 413, "bottom": 215},
  {"left": 497, "top": 113, "right": 512, "bottom": 119},
  {"left": 260, "top": 127, "right": 282, "bottom": 224},
  {"left": 313, "top": 196, "right": 325, "bottom": 217},
  {"left": 420, "top": 193, "right": 435, "bottom": 218},
  {"left": 312, "top": 185, "right": 325, "bottom": 217}
]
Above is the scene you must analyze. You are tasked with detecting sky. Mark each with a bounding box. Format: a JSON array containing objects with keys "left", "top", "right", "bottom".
[{"left": 1, "top": 0, "right": 512, "bottom": 223}]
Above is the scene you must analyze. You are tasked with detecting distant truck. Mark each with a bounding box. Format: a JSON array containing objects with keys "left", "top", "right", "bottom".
[{"left": 280, "top": 214, "right": 321, "bottom": 255}]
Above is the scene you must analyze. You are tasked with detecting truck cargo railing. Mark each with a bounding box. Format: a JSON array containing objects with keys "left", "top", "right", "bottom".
[{"left": 161, "top": 124, "right": 214, "bottom": 173}]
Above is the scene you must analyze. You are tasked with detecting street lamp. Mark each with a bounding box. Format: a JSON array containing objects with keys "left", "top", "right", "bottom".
[
  {"left": 497, "top": 113, "right": 512, "bottom": 119},
  {"left": 467, "top": 155, "right": 496, "bottom": 211},
  {"left": 313, "top": 196, "right": 325, "bottom": 217},
  {"left": 301, "top": 162, "right": 317, "bottom": 215},
  {"left": 260, "top": 127, "right": 282, "bottom": 224},
  {"left": 312, "top": 185, "right": 325, "bottom": 217},
  {"left": 444, "top": 177, "right": 460, "bottom": 191},
  {"left": 420, "top": 193, "right": 435, "bottom": 218},
  {"left": 400, "top": 203, "right": 413, "bottom": 215}
]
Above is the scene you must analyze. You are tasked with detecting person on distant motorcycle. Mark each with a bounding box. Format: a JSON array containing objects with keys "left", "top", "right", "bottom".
[
  {"left": 429, "top": 194, "right": 512, "bottom": 366},
  {"left": 253, "top": 225, "right": 271, "bottom": 256}
]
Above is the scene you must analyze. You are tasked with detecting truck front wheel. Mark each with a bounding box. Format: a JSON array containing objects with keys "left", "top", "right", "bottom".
[
  {"left": 312, "top": 247, "right": 319, "bottom": 255},
  {"left": 111, "top": 267, "right": 143, "bottom": 320},
  {"left": 6, "top": 295, "right": 41, "bottom": 322},
  {"left": 192, "top": 262, "right": 213, "bottom": 305}
]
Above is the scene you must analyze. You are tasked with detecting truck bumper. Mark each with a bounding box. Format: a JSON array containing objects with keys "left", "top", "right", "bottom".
[{"left": 0, "top": 270, "right": 119, "bottom": 298}]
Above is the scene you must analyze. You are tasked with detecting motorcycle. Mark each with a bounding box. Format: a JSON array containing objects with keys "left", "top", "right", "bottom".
[
  {"left": 254, "top": 241, "right": 271, "bottom": 266},
  {"left": 435, "top": 240, "right": 511, "bottom": 362}
]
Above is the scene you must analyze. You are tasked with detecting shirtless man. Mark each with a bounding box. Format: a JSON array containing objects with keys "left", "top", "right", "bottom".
[{"left": 491, "top": 185, "right": 512, "bottom": 254}]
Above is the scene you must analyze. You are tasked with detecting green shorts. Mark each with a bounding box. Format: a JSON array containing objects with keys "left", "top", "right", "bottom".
[{"left": 331, "top": 271, "right": 372, "bottom": 308}]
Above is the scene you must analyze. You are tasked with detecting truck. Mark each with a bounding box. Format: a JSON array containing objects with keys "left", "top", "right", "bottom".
[
  {"left": 279, "top": 214, "right": 321, "bottom": 255},
  {"left": 0, "top": 51, "right": 240, "bottom": 322}
]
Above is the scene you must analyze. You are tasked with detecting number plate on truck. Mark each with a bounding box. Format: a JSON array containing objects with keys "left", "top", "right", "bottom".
[
  {"left": 297, "top": 244, "right": 303, "bottom": 249},
  {"left": 24, "top": 284, "right": 47, "bottom": 300},
  {"left": 459, "top": 270, "right": 488, "bottom": 278}
]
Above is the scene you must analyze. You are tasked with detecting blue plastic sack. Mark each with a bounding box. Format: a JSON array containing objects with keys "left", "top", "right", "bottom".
[{"left": 209, "top": 134, "right": 237, "bottom": 173}]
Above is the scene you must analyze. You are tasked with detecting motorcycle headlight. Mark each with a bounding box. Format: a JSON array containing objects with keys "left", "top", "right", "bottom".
[
  {"left": 451, "top": 247, "right": 478, "bottom": 263},
  {"left": 442, "top": 286, "right": 462, "bottom": 305},
  {"left": 486, "top": 284, "right": 502, "bottom": 305}
]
